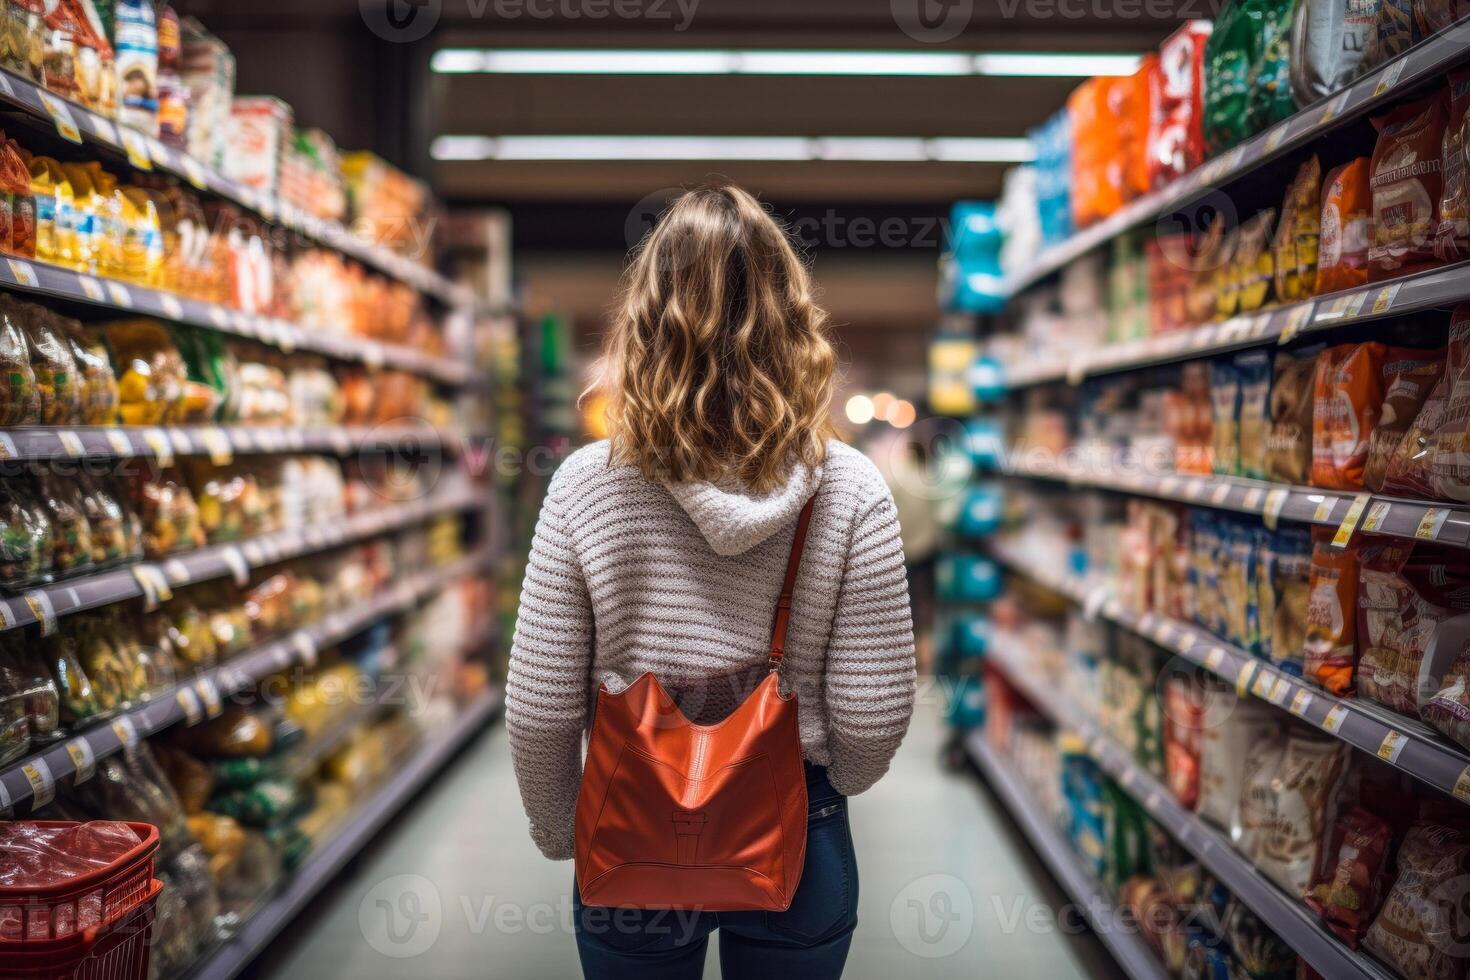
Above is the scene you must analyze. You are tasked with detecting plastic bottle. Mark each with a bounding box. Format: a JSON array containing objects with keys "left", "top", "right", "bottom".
[{"left": 28, "top": 156, "right": 76, "bottom": 266}]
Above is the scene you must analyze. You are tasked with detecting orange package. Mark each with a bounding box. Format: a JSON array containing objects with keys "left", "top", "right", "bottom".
[
  {"left": 1317, "top": 158, "right": 1372, "bottom": 295},
  {"left": 1116, "top": 55, "right": 1159, "bottom": 203},
  {"left": 1369, "top": 92, "right": 1448, "bottom": 282},
  {"left": 1070, "top": 77, "right": 1125, "bottom": 228},
  {"left": 1304, "top": 527, "right": 1360, "bottom": 697},
  {"left": 1311, "top": 342, "right": 1387, "bottom": 490}
]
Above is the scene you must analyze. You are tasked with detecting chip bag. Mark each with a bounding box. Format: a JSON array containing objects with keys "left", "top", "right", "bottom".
[
  {"left": 1311, "top": 342, "right": 1387, "bottom": 489},
  {"left": 1369, "top": 92, "right": 1449, "bottom": 281},
  {"left": 1304, "top": 526, "right": 1360, "bottom": 695},
  {"left": 1365, "top": 345, "right": 1446, "bottom": 492}
]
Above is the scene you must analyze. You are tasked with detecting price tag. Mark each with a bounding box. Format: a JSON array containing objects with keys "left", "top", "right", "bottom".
[
  {"left": 6, "top": 258, "right": 36, "bottom": 288},
  {"left": 38, "top": 91, "right": 81, "bottom": 143},
  {"left": 1243, "top": 487, "right": 1265, "bottom": 510},
  {"left": 220, "top": 546, "right": 249, "bottom": 587},
  {"left": 119, "top": 127, "right": 153, "bottom": 170},
  {"left": 144, "top": 137, "right": 171, "bottom": 169},
  {"left": 1332, "top": 493, "right": 1372, "bottom": 548},
  {"left": 1210, "top": 483, "right": 1232, "bottom": 506},
  {"left": 1269, "top": 676, "right": 1291, "bottom": 706},
  {"left": 1083, "top": 586, "right": 1108, "bottom": 623},
  {"left": 143, "top": 428, "right": 174, "bottom": 468},
  {"left": 363, "top": 344, "right": 385, "bottom": 370},
  {"left": 1377, "top": 729, "right": 1407, "bottom": 763},
  {"left": 242, "top": 540, "right": 265, "bottom": 565},
  {"left": 1263, "top": 488, "right": 1289, "bottom": 530},
  {"left": 329, "top": 428, "right": 353, "bottom": 456},
  {"left": 56, "top": 430, "right": 84, "bottom": 457},
  {"left": 201, "top": 428, "right": 233, "bottom": 466},
  {"left": 22, "top": 590, "right": 56, "bottom": 636},
  {"left": 195, "top": 678, "right": 223, "bottom": 719},
  {"left": 1454, "top": 767, "right": 1470, "bottom": 804},
  {"left": 1185, "top": 479, "right": 1206, "bottom": 501},
  {"left": 292, "top": 631, "right": 319, "bottom": 669},
  {"left": 1417, "top": 508, "right": 1450, "bottom": 541},
  {"left": 1290, "top": 688, "right": 1315, "bottom": 718},
  {"left": 111, "top": 716, "right": 138, "bottom": 750},
  {"left": 131, "top": 565, "right": 171, "bottom": 611},
  {"left": 1371, "top": 282, "right": 1402, "bottom": 315},
  {"left": 1321, "top": 703, "right": 1348, "bottom": 733},
  {"left": 175, "top": 686, "right": 202, "bottom": 725},
  {"left": 1252, "top": 668, "right": 1275, "bottom": 700},
  {"left": 1312, "top": 497, "right": 1336, "bottom": 523},
  {"left": 87, "top": 113, "right": 117, "bottom": 145},
  {"left": 94, "top": 428, "right": 129, "bottom": 458},
  {"left": 208, "top": 306, "right": 229, "bottom": 328},
  {"left": 160, "top": 294, "right": 184, "bottom": 320},
  {"left": 162, "top": 558, "right": 189, "bottom": 585},
  {"left": 107, "top": 281, "right": 133, "bottom": 308},
  {"left": 1156, "top": 623, "right": 1179, "bottom": 650},
  {"left": 22, "top": 758, "right": 54, "bottom": 808},
  {"left": 1319, "top": 89, "right": 1352, "bottom": 125},
  {"left": 274, "top": 322, "right": 296, "bottom": 354},
  {"left": 1204, "top": 646, "right": 1227, "bottom": 672},
  {"left": 1145, "top": 790, "right": 1163, "bottom": 812},
  {"left": 1236, "top": 660, "right": 1259, "bottom": 698},
  {"left": 1345, "top": 290, "right": 1371, "bottom": 318},
  {"left": 77, "top": 275, "right": 105, "bottom": 301},
  {"left": 1374, "top": 57, "right": 1408, "bottom": 97},
  {"left": 181, "top": 156, "right": 208, "bottom": 190},
  {"left": 1277, "top": 302, "right": 1314, "bottom": 345},
  {"left": 1362, "top": 501, "right": 1392, "bottom": 534},
  {"left": 1159, "top": 476, "right": 1181, "bottom": 497},
  {"left": 66, "top": 738, "right": 96, "bottom": 783},
  {"left": 0, "top": 432, "right": 15, "bottom": 460},
  {"left": 167, "top": 428, "right": 192, "bottom": 454},
  {"left": 1263, "top": 123, "right": 1291, "bottom": 154}
]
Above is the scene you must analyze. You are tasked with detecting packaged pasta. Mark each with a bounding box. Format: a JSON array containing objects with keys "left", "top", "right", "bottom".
[
  {"left": 76, "top": 475, "right": 135, "bottom": 568},
  {"left": 1311, "top": 342, "right": 1387, "bottom": 490},
  {"left": 1364, "top": 823, "right": 1470, "bottom": 980},
  {"left": 136, "top": 472, "right": 205, "bottom": 558},
  {"left": 1304, "top": 527, "right": 1361, "bottom": 695},
  {"left": 1433, "top": 308, "right": 1470, "bottom": 501},
  {"left": 1317, "top": 157, "right": 1373, "bottom": 294},
  {"left": 1369, "top": 92, "right": 1448, "bottom": 281},
  {"left": 1365, "top": 345, "right": 1446, "bottom": 492},
  {"left": 1273, "top": 156, "right": 1322, "bottom": 303}
]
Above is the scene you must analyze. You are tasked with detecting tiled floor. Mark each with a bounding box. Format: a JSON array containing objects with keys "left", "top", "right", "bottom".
[{"left": 250, "top": 705, "right": 1119, "bottom": 979}]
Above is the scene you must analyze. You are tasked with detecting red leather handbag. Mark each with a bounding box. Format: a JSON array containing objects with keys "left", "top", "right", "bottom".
[{"left": 574, "top": 499, "right": 815, "bottom": 912}]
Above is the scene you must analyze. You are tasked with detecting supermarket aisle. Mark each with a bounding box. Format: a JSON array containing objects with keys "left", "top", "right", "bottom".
[{"left": 250, "top": 703, "right": 1118, "bottom": 980}]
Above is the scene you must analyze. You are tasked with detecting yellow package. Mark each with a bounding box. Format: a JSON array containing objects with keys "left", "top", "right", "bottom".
[
  {"left": 119, "top": 187, "right": 163, "bottom": 286},
  {"left": 28, "top": 156, "right": 75, "bottom": 266},
  {"left": 59, "top": 162, "right": 101, "bottom": 273}
]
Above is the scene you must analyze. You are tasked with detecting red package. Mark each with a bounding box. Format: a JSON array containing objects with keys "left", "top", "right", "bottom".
[
  {"left": 1163, "top": 675, "right": 1204, "bottom": 809},
  {"left": 1311, "top": 342, "right": 1388, "bottom": 490},
  {"left": 1370, "top": 92, "right": 1449, "bottom": 281},
  {"left": 1437, "top": 70, "right": 1470, "bottom": 261},
  {"left": 1306, "top": 807, "right": 1394, "bottom": 948},
  {"left": 1148, "top": 21, "right": 1212, "bottom": 191},
  {"left": 1434, "top": 306, "right": 1470, "bottom": 501}
]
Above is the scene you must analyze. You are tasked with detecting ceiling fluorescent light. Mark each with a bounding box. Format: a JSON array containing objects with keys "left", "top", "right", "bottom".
[
  {"left": 432, "top": 135, "right": 1036, "bottom": 163},
  {"left": 973, "top": 53, "right": 1139, "bottom": 76},
  {"left": 431, "top": 48, "right": 1139, "bottom": 78}
]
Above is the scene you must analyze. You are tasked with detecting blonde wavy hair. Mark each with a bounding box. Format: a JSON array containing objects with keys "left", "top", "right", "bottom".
[{"left": 597, "top": 184, "right": 837, "bottom": 493}]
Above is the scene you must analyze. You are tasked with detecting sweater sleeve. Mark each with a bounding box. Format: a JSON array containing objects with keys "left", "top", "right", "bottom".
[
  {"left": 506, "top": 469, "right": 594, "bottom": 860},
  {"left": 823, "top": 489, "right": 917, "bottom": 797}
]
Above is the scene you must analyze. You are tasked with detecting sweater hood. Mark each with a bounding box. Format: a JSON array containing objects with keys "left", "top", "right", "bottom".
[{"left": 664, "top": 460, "right": 822, "bottom": 557}]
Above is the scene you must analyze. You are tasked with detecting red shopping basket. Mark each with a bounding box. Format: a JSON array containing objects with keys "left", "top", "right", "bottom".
[{"left": 0, "top": 822, "right": 162, "bottom": 980}]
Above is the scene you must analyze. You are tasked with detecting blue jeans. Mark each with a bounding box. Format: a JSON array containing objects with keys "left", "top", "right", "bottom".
[{"left": 573, "top": 763, "right": 858, "bottom": 980}]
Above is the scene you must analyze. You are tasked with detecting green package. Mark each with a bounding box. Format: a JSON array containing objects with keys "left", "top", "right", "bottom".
[
  {"left": 1204, "top": 0, "right": 1258, "bottom": 156},
  {"left": 1247, "top": 0, "right": 1300, "bottom": 135}
]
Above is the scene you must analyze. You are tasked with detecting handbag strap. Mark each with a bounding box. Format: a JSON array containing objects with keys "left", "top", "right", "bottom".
[{"left": 768, "top": 497, "right": 816, "bottom": 670}]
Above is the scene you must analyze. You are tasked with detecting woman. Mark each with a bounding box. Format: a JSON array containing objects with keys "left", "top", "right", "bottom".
[{"left": 506, "top": 184, "right": 916, "bottom": 979}]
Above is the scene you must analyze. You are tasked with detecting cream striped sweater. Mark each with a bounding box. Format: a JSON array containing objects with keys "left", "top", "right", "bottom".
[{"left": 506, "top": 439, "right": 917, "bottom": 861}]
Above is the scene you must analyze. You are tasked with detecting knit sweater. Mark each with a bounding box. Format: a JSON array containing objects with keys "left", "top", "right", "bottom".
[{"left": 506, "top": 439, "right": 917, "bottom": 861}]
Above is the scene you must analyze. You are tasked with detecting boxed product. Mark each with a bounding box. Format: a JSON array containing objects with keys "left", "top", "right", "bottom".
[
  {"left": 223, "top": 96, "right": 292, "bottom": 196},
  {"left": 180, "top": 17, "right": 235, "bottom": 171}
]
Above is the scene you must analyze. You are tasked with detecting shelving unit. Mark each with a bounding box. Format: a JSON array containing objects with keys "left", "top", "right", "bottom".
[
  {"left": 979, "top": 628, "right": 1399, "bottom": 980},
  {"left": 0, "top": 481, "right": 479, "bottom": 635},
  {"left": 985, "top": 539, "right": 1470, "bottom": 806},
  {"left": 181, "top": 687, "right": 503, "bottom": 980},
  {"left": 966, "top": 732, "right": 1172, "bottom": 980},
  {"left": 0, "top": 422, "right": 450, "bottom": 463},
  {"left": 1002, "top": 456, "right": 1470, "bottom": 550},
  {"left": 0, "top": 546, "right": 493, "bottom": 813}
]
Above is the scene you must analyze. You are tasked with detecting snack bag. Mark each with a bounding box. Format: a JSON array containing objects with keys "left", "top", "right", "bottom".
[
  {"left": 1211, "top": 357, "right": 1242, "bottom": 477},
  {"left": 1364, "top": 0, "right": 1422, "bottom": 69},
  {"left": 1317, "top": 157, "right": 1373, "bottom": 293},
  {"left": 1149, "top": 21, "right": 1212, "bottom": 189},
  {"left": 1265, "top": 348, "right": 1320, "bottom": 483},
  {"left": 1235, "top": 209, "right": 1277, "bottom": 312},
  {"left": 1365, "top": 345, "right": 1446, "bottom": 491},
  {"left": 1310, "top": 342, "right": 1387, "bottom": 489},
  {"left": 1273, "top": 156, "right": 1322, "bottom": 303},
  {"left": 1369, "top": 92, "right": 1449, "bottom": 281},
  {"left": 1364, "top": 823, "right": 1470, "bottom": 980},
  {"left": 1247, "top": 0, "right": 1300, "bottom": 135},
  {"left": 1289, "top": 0, "right": 1376, "bottom": 107},
  {"left": 1437, "top": 69, "right": 1470, "bottom": 262},
  {"left": 1231, "top": 725, "right": 1287, "bottom": 856},
  {"left": 1304, "top": 526, "right": 1361, "bottom": 695},
  {"left": 1197, "top": 695, "right": 1278, "bottom": 829},
  {"left": 1433, "top": 308, "right": 1470, "bottom": 501},
  {"left": 1203, "top": 0, "right": 1255, "bottom": 156},
  {"left": 1360, "top": 541, "right": 1470, "bottom": 718},
  {"left": 1255, "top": 733, "right": 1354, "bottom": 899},
  {"left": 1117, "top": 55, "right": 1157, "bottom": 202},
  {"left": 1264, "top": 526, "right": 1313, "bottom": 677},
  {"left": 1237, "top": 349, "right": 1274, "bottom": 480},
  {"left": 1163, "top": 675, "right": 1205, "bottom": 810},
  {"left": 1415, "top": 0, "right": 1470, "bottom": 33},
  {"left": 1306, "top": 806, "right": 1394, "bottom": 948}
]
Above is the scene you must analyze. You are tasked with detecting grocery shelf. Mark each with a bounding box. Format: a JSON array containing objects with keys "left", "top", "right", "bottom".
[
  {"left": 0, "top": 254, "right": 476, "bottom": 386},
  {"left": 964, "top": 731, "right": 1171, "bottom": 980},
  {"left": 1003, "top": 455, "right": 1470, "bottom": 550},
  {"left": 1002, "top": 24, "right": 1470, "bottom": 298},
  {"left": 982, "top": 629, "right": 1398, "bottom": 980},
  {"left": 987, "top": 539, "right": 1470, "bottom": 806},
  {"left": 0, "top": 423, "right": 450, "bottom": 462},
  {"left": 0, "top": 481, "right": 480, "bottom": 635},
  {"left": 1003, "top": 259, "right": 1470, "bottom": 390},
  {"left": 182, "top": 685, "right": 503, "bottom": 980},
  {"left": 0, "top": 547, "right": 493, "bottom": 814},
  {"left": 0, "top": 67, "right": 470, "bottom": 309}
]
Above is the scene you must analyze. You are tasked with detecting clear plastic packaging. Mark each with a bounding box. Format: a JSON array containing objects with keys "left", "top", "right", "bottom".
[
  {"left": 0, "top": 474, "right": 52, "bottom": 591},
  {"left": 14, "top": 301, "right": 81, "bottom": 425},
  {"left": 0, "top": 299, "right": 36, "bottom": 425},
  {"left": 36, "top": 467, "right": 93, "bottom": 577}
]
